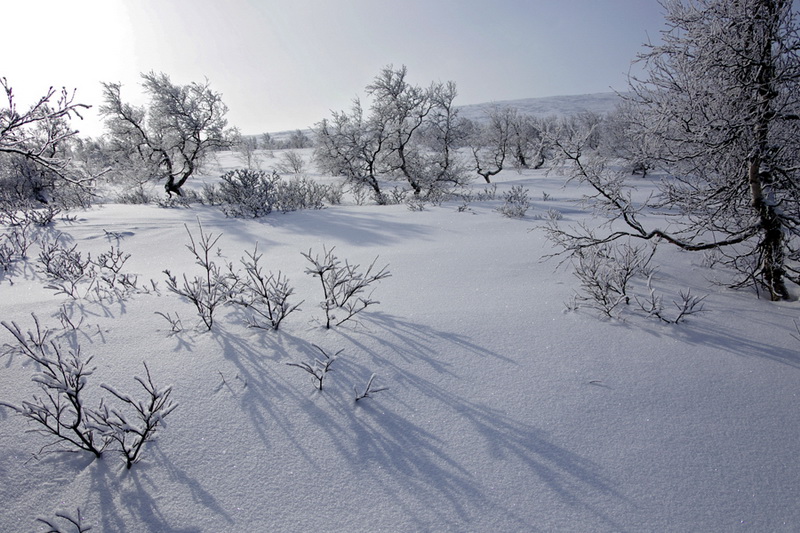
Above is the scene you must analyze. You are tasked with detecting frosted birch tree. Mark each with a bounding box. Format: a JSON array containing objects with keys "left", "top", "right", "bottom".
[
  {"left": 549, "top": 0, "right": 800, "bottom": 300},
  {"left": 100, "top": 71, "right": 231, "bottom": 196}
]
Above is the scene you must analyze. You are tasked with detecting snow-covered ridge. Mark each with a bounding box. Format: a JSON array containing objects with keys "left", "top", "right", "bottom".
[
  {"left": 266, "top": 92, "right": 623, "bottom": 137},
  {"left": 456, "top": 91, "right": 623, "bottom": 121}
]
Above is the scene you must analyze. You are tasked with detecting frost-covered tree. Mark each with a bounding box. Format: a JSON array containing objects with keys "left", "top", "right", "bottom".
[
  {"left": 550, "top": 0, "right": 800, "bottom": 300},
  {"left": 100, "top": 71, "right": 231, "bottom": 196},
  {"left": 416, "top": 80, "right": 470, "bottom": 193},
  {"left": 366, "top": 65, "right": 433, "bottom": 196},
  {"left": 288, "top": 129, "right": 312, "bottom": 149},
  {"left": 314, "top": 98, "right": 388, "bottom": 202},
  {"left": 316, "top": 65, "right": 467, "bottom": 200},
  {"left": 467, "top": 106, "right": 513, "bottom": 183},
  {"left": 0, "top": 78, "right": 93, "bottom": 206},
  {"left": 366, "top": 65, "right": 468, "bottom": 197}
]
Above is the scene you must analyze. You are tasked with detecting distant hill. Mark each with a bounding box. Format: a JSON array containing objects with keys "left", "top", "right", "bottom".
[
  {"left": 260, "top": 92, "right": 623, "bottom": 138},
  {"left": 456, "top": 92, "right": 622, "bottom": 122}
]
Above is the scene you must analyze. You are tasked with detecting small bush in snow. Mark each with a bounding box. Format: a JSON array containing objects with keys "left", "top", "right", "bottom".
[
  {"left": 498, "top": 185, "right": 530, "bottom": 218},
  {"left": 228, "top": 245, "right": 303, "bottom": 330},
  {"left": 164, "top": 222, "right": 234, "bottom": 330},
  {"left": 38, "top": 235, "right": 92, "bottom": 298},
  {"left": 274, "top": 175, "right": 328, "bottom": 212},
  {"left": 570, "top": 242, "right": 655, "bottom": 318},
  {"left": 116, "top": 187, "right": 153, "bottom": 205},
  {"left": 218, "top": 168, "right": 278, "bottom": 218},
  {"left": 154, "top": 311, "right": 184, "bottom": 335},
  {"left": 37, "top": 234, "right": 140, "bottom": 300},
  {"left": 302, "top": 246, "right": 391, "bottom": 329},
  {"left": 354, "top": 373, "right": 388, "bottom": 402},
  {"left": 275, "top": 150, "right": 306, "bottom": 175},
  {"left": 93, "top": 362, "right": 178, "bottom": 469},
  {"left": 1, "top": 317, "right": 107, "bottom": 457},
  {"left": 214, "top": 169, "right": 331, "bottom": 218},
  {"left": 286, "top": 344, "right": 341, "bottom": 390},
  {"left": 36, "top": 508, "right": 92, "bottom": 533},
  {"left": 2, "top": 315, "right": 177, "bottom": 466},
  {"left": 635, "top": 276, "right": 707, "bottom": 324}
]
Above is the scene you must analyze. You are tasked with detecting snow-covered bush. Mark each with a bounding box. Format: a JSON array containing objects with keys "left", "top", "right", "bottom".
[
  {"left": 274, "top": 175, "right": 328, "bottom": 212},
  {"left": 217, "top": 168, "right": 278, "bottom": 218},
  {"left": 569, "top": 242, "right": 654, "bottom": 318},
  {"left": 38, "top": 235, "right": 93, "bottom": 298},
  {"left": 94, "top": 362, "right": 177, "bottom": 469},
  {"left": 2, "top": 315, "right": 177, "bottom": 466},
  {"left": 164, "top": 222, "right": 234, "bottom": 330},
  {"left": 302, "top": 246, "right": 391, "bottom": 329},
  {"left": 1, "top": 317, "right": 106, "bottom": 457},
  {"left": 37, "top": 234, "right": 140, "bottom": 300},
  {"left": 354, "top": 373, "right": 388, "bottom": 401},
  {"left": 286, "top": 345, "right": 340, "bottom": 391},
  {"left": 635, "top": 276, "right": 707, "bottom": 324},
  {"left": 214, "top": 169, "right": 331, "bottom": 218},
  {"left": 497, "top": 185, "right": 530, "bottom": 218},
  {"left": 275, "top": 150, "right": 306, "bottom": 175},
  {"left": 228, "top": 245, "right": 303, "bottom": 330}
]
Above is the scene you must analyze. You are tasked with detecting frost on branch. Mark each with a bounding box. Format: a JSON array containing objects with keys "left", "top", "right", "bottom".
[
  {"left": 286, "top": 344, "right": 341, "bottom": 391},
  {"left": 94, "top": 362, "right": 177, "bottom": 469},
  {"left": 302, "top": 246, "right": 390, "bottom": 329},
  {"left": 1, "top": 316, "right": 106, "bottom": 457},
  {"left": 164, "top": 221, "right": 234, "bottom": 330}
]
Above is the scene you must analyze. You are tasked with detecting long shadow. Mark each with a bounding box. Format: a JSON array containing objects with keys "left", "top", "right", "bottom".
[
  {"left": 154, "top": 307, "right": 632, "bottom": 530},
  {"left": 669, "top": 315, "right": 800, "bottom": 367},
  {"left": 207, "top": 321, "right": 326, "bottom": 466},
  {"left": 293, "top": 313, "right": 632, "bottom": 530},
  {"left": 259, "top": 206, "right": 432, "bottom": 247},
  {"left": 85, "top": 450, "right": 230, "bottom": 532}
]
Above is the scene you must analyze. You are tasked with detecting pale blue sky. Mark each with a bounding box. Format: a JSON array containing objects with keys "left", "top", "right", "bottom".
[{"left": 3, "top": 0, "right": 667, "bottom": 137}]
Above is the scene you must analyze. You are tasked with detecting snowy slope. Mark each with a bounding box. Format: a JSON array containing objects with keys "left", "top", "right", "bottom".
[
  {"left": 457, "top": 92, "right": 623, "bottom": 122},
  {"left": 1, "top": 155, "right": 799, "bottom": 532}
]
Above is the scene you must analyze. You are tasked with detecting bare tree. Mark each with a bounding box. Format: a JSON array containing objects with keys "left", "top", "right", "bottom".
[
  {"left": 468, "top": 106, "right": 513, "bottom": 183},
  {"left": 100, "top": 71, "right": 231, "bottom": 196},
  {"left": 549, "top": 0, "right": 800, "bottom": 301},
  {"left": 416, "top": 80, "right": 470, "bottom": 193},
  {"left": 0, "top": 79, "right": 96, "bottom": 210},
  {"left": 314, "top": 98, "right": 388, "bottom": 202},
  {"left": 230, "top": 129, "right": 262, "bottom": 170},
  {"left": 0, "top": 78, "right": 90, "bottom": 184},
  {"left": 366, "top": 65, "right": 434, "bottom": 196}
]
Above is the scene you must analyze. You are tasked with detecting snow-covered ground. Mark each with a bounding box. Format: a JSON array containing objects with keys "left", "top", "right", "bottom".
[{"left": 1, "top": 150, "right": 799, "bottom": 532}]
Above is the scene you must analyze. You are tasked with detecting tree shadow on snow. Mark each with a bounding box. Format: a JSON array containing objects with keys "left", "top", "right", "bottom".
[
  {"left": 298, "top": 312, "right": 633, "bottom": 531},
  {"left": 86, "top": 447, "right": 232, "bottom": 532}
]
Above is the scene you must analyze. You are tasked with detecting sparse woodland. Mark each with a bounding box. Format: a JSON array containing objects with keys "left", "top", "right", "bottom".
[{"left": 1, "top": 1, "right": 800, "bottom": 531}]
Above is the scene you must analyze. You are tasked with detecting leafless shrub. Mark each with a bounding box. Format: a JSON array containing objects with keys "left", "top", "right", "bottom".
[
  {"left": 228, "top": 245, "right": 302, "bottom": 330},
  {"left": 154, "top": 311, "right": 183, "bottom": 335},
  {"left": 38, "top": 234, "right": 91, "bottom": 298},
  {"left": 164, "top": 222, "right": 234, "bottom": 330},
  {"left": 354, "top": 373, "right": 388, "bottom": 401},
  {"left": 38, "top": 234, "right": 140, "bottom": 299},
  {"left": 217, "top": 169, "right": 278, "bottom": 218},
  {"left": 1, "top": 317, "right": 106, "bottom": 457},
  {"left": 570, "top": 241, "right": 656, "bottom": 318},
  {"left": 2, "top": 316, "right": 177, "bottom": 467},
  {"left": 302, "top": 246, "right": 391, "bottom": 329},
  {"left": 286, "top": 345, "right": 341, "bottom": 390},
  {"left": 275, "top": 150, "right": 306, "bottom": 175},
  {"left": 497, "top": 185, "right": 530, "bottom": 218},
  {"left": 36, "top": 508, "right": 92, "bottom": 533},
  {"left": 636, "top": 277, "right": 707, "bottom": 324},
  {"left": 94, "top": 363, "right": 177, "bottom": 469}
]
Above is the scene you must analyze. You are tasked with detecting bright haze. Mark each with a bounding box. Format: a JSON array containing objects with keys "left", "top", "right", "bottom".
[{"left": 4, "top": 0, "right": 666, "bottom": 138}]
